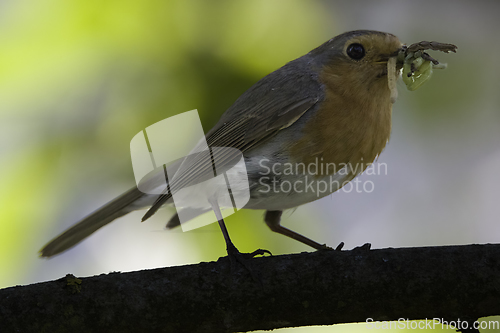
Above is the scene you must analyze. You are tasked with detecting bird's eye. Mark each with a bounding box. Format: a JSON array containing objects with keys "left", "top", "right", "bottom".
[{"left": 346, "top": 43, "right": 365, "bottom": 60}]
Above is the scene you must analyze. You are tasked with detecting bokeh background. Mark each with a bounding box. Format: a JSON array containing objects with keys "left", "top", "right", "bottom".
[{"left": 1, "top": 0, "right": 499, "bottom": 332}]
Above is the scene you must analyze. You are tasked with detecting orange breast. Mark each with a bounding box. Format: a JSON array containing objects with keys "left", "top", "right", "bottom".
[{"left": 289, "top": 62, "right": 393, "bottom": 178}]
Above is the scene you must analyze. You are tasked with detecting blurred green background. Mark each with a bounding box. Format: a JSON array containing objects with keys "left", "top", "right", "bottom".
[{"left": 1, "top": 0, "right": 499, "bottom": 332}]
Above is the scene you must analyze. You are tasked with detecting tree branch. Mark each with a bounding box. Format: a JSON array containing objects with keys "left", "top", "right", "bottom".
[{"left": 1, "top": 244, "right": 499, "bottom": 332}]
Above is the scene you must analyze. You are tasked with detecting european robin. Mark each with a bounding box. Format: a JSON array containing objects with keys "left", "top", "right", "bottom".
[{"left": 40, "top": 30, "right": 448, "bottom": 258}]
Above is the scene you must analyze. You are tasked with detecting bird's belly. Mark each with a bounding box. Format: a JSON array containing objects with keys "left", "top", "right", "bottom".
[{"left": 243, "top": 156, "right": 353, "bottom": 210}]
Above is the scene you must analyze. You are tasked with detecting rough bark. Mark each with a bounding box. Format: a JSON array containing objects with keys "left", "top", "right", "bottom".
[{"left": 1, "top": 244, "right": 499, "bottom": 333}]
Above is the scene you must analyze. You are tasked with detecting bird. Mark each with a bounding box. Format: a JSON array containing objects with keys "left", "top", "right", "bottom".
[{"left": 40, "top": 30, "right": 404, "bottom": 259}]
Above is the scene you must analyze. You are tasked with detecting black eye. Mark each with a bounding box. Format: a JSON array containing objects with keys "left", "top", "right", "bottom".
[{"left": 346, "top": 43, "right": 365, "bottom": 60}]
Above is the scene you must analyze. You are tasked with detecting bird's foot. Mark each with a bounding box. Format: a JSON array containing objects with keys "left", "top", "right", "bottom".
[
  {"left": 316, "top": 242, "right": 345, "bottom": 251},
  {"left": 351, "top": 243, "right": 372, "bottom": 252},
  {"left": 316, "top": 242, "right": 371, "bottom": 252},
  {"left": 234, "top": 247, "right": 272, "bottom": 260},
  {"left": 224, "top": 243, "right": 271, "bottom": 283}
]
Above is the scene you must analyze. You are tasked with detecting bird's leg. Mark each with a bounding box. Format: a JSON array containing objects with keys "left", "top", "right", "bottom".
[
  {"left": 216, "top": 207, "right": 269, "bottom": 259},
  {"left": 209, "top": 198, "right": 270, "bottom": 278},
  {"left": 264, "top": 210, "right": 343, "bottom": 251}
]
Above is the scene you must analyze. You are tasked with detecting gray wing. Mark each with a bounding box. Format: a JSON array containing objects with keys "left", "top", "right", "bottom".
[{"left": 143, "top": 59, "right": 322, "bottom": 220}]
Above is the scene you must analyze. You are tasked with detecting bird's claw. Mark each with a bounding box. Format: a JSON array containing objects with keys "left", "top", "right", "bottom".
[
  {"left": 244, "top": 248, "right": 272, "bottom": 258},
  {"left": 351, "top": 243, "right": 372, "bottom": 252},
  {"left": 316, "top": 242, "right": 344, "bottom": 251},
  {"left": 224, "top": 243, "right": 270, "bottom": 284},
  {"left": 317, "top": 242, "right": 370, "bottom": 252}
]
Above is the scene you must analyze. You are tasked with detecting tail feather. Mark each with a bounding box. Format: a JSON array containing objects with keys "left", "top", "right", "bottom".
[
  {"left": 40, "top": 158, "right": 194, "bottom": 257},
  {"left": 39, "top": 187, "right": 145, "bottom": 258}
]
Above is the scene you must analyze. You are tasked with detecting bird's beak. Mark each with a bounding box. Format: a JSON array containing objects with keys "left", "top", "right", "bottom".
[
  {"left": 375, "top": 56, "right": 391, "bottom": 64},
  {"left": 376, "top": 50, "right": 401, "bottom": 64}
]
